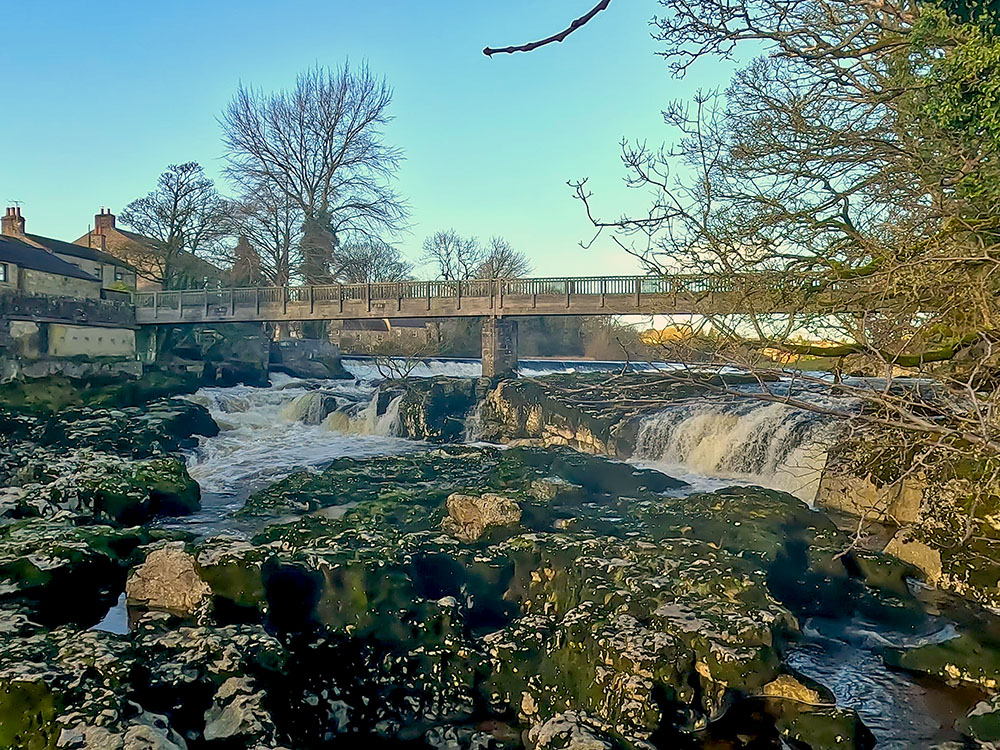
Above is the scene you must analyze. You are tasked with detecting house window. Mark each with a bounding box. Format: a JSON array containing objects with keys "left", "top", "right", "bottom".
[
  {"left": 0, "top": 263, "right": 7, "bottom": 283},
  {"left": 114, "top": 267, "right": 125, "bottom": 282}
]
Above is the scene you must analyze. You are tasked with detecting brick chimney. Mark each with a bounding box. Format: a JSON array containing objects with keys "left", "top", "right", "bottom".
[
  {"left": 94, "top": 207, "right": 116, "bottom": 235},
  {"left": 2, "top": 207, "right": 25, "bottom": 237}
]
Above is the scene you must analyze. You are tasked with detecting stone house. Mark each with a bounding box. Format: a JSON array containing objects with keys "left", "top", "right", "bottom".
[
  {"left": 334, "top": 318, "right": 437, "bottom": 351},
  {"left": 74, "top": 208, "right": 224, "bottom": 291},
  {"left": 1, "top": 207, "right": 136, "bottom": 297},
  {"left": 0, "top": 233, "right": 103, "bottom": 300}
]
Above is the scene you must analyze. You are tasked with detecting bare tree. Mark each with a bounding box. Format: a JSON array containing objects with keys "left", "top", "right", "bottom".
[
  {"left": 119, "top": 162, "right": 231, "bottom": 290},
  {"left": 333, "top": 241, "right": 412, "bottom": 284},
  {"left": 484, "top": 1, "right": 613, "bottom": 56},
  {"left": 229, "top": 184, "right": 303, "bottom": 287},
  {"left": 221, "top": 63, "right": 408, "bottom": 285},
  {"left": 552, "top": 0, "right": 1000, "bottom": 552},
  {"left": 421, "top": 230, "right": 484, "bottom": 280},
  {"left": 478, "top": 236, "right": 532, "bottom": 278}
]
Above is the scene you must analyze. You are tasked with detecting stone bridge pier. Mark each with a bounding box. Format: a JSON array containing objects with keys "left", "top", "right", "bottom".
[{"left": 482, "top": 317, "right": 518, "bottom": 379}]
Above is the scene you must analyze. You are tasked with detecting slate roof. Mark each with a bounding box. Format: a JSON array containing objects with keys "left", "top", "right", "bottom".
[
  {"left": 0, "top": 236, "right": 102, "bottom": 281},
  {"left": 29, "top": 233, "right": 136, "bottom": 271},
  {"left": 342, "top": 319, "right": 391, "bottom": 332}
]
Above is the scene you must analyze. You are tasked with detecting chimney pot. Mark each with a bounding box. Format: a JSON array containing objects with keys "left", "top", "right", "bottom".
[
  {"left": 1, "top": 206, "right": 25, "bottom": 236},
  {"left": 94, "top": 207, "right": 116, "bottom": 235}
]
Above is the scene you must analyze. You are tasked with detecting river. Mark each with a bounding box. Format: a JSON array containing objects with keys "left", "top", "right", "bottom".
[{"left": 152, "top": 357, "right": 983, "bottom": 748}]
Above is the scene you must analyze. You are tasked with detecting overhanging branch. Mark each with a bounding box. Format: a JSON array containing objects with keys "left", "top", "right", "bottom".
[{"left": 484, "top": 1, "right": 612, "bottom": 57}]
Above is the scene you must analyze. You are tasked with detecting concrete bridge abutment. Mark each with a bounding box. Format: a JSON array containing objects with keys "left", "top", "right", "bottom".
[{"left": 482, "top": 317, "right": 518, "bottom": 379}]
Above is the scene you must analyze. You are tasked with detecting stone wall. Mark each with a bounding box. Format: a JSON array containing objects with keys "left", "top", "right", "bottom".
[
  {"left": 0, "top": 293, "right": 135, "bottom": 328},
  {"left": 0, "top": 262, "right": 18, "bottom": 292},
  {"left": 20, "top": 269, "right": 102, "bottom": 299},
  {"left": 47, "top": 324, "right": 136, "bottom": 358}
]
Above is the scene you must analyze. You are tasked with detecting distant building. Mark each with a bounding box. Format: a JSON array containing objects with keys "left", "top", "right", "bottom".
[
  {"left": 334, "top": 318, "right": 437, "bottom": 351},
  {"left": 0, "top": 232, "right": 103, "bottom": 300},
  {"left": 74, "top": 208, "right": 224, "bottom": 291},
  {"left": 1, "top": 207, "right": 135, "bottom": 296}
]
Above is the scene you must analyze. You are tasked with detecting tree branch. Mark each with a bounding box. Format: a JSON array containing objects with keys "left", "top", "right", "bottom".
[{"left": 484, "top": 1, "right": 612, "bottom": 57}]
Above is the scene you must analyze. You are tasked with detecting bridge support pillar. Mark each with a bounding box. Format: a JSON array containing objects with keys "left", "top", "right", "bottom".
[{"left": 482, "top": 317, "right": 518, "bottom": 379}]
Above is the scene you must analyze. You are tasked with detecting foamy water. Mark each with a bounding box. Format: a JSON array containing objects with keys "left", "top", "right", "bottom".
[
  {"left": 185, "top": 376, "right": 417, "bottom": 498},
  {"left": 632, "top": 393, "right": 838, "bottom": 503}
]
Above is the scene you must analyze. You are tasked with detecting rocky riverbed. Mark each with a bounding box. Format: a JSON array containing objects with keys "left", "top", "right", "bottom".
[{"left": 2, "top": 368, "right": 1000, "bottom": 748}]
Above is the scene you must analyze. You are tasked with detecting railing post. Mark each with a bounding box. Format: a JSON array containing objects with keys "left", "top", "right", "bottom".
[
  {"left": 366, "top": 283, "right": 372, "bottom": 313},
  {"left": 600, "top": 278, "right": 606, "bottom": 308},
  {"left": 499, "top": 279, "right": 504, "bottom": 310},
  {"left": 153, "top": 292, "right": 158, "bottom": 319},
  {"left": 204, "top": 289, "right": 209, "bottom": 317},
  {"left": 397, "top": 282, "right": 402, "bottom": 312},
  {"left": 230, "top": 289, "right": 235, "bottom": 317},
  {"left": 457, "top": 280, "right": 462, "bottom": 310},
  {"left": 309, "top": 285, "right": 315, "bottom": 315},
  {"left": 339, "top": 284, "right": 344, "bottom": 314},
  {"left": 635, "top": 277, "right": 641, "bottom": 308},
  {"left": 426, "top": 282, "right": 431, "bottom": 311},
  {"left": 566, "top": 279, "right": 571, "bottom": 308},
  {"left": 282, "top": 287, "right": 288, "bottom": 315},
  {"left": 255, "top": 287, "right": 260, "bottom": 316}
]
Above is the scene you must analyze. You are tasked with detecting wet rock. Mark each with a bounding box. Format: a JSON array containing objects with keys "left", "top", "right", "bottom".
[
  {"left": 884, "top": 633, "right": 1000, "bottom": 689},
  {"left": 529, "top": 477, "right": 584, "bottom": 503},
  {"left": 196, "top": 537, "right": 268, "bottom": 613},
  {"left": 885, "top": 530, "right": 942, "bottom": 584},
  {"left": 203, "top": 677, "right": 275, "bottom": 742},
  {"left": 7, "top": 451, "right": 199, "bottom": 526},
  {"left": 476, "top": 373, "right": 762, "bottom": 458},
  {"left": 955, "top": 693, "right": 1000, "bottom": 743},
  {"left": 393, "top": 377, "right": 478, "bottom": 442},
  {"left": 443, "top": 493, "right": 522, "bottom": 541},
  {"left": 762, "top": 674, "right": 826, "bottom": 705},
  {"left": 526, "top": 712, "right": 616, "bottom": 750},
  {"left": 122, "top": 713, "right": 189, "bottom": 750},
  {"left": 0, "top": 517, "right": 148, "bottom": 627},
  {"left": 281, "top": 391, "right": 341, "bottom": 425},
  {"left": 766, "top": 699, "right": 877, "bottom": 750},
  {"left": 127, "top": 543, "right": 212, "bottom": 617}
]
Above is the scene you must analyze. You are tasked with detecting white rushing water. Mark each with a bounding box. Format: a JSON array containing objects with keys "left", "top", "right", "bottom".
[
  {"left": 632, "top": 390, "right": 838, "bottom": 502},
  {"left": 184, "top": 373, "right": 415, "bottom": 498},
  {"left": 181, "top": 359, "right": 839, "bottom": 521}
]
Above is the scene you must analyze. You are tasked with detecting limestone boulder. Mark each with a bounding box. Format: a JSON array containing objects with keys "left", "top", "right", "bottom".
[
  {"left": 443, "top": 492, "right": 522, "bottom": 541},
  {"left": 126, "top": 543, "right": 211, "bottom": 616}
]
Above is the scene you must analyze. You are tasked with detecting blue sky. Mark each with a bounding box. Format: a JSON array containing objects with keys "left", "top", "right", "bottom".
[{"left": 1, "top": 1, "right": 739, "bottom": 277}]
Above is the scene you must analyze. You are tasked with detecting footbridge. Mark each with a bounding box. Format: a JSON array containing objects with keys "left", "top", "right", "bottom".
[{"left": 132, "top": 274, "right": 849, "bottom": 377}]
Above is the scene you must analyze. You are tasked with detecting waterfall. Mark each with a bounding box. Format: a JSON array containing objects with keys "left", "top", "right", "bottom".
[
  {"left": 280, "top": 391, "right": 341, "bottom": 425},
  {"left": 633, "top": 396, "right": 836, "bottom": 502},
  {"left": 183, "top": 379, "right": 416, "bottom": 497}
]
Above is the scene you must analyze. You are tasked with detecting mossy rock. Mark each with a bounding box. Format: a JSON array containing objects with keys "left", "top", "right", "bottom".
[
  {"left": 0, "top": 680, "right": 58, "bottom": 750},
  {"left": 393, "top": 377, "right": 479, "bottom": 442},
  {"left": 80, "top": 456, "right": 200, "bottom": 524},
  {"left": 956, "top": 694, "right": 1000, "bottom": 742},
  {"left": 884, "top": 633, "right": 1000, "bottom": 689},
  {"left": 0, "top": 518, "right": 149, "bottom": 627}
]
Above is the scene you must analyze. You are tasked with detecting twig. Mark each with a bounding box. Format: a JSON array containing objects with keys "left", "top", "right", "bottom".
[{"left": 483, "top": 1, "right": 612, "bottom": 57}]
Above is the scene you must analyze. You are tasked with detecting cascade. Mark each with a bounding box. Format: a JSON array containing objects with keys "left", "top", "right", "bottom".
[{"left": 634, "top": 396, "right": 837, "bottom": 502}]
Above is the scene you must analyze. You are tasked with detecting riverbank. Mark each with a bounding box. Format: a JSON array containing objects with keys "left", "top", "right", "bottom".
[{"left": 2, "top": 365, "right": 999, "bottom": 748}]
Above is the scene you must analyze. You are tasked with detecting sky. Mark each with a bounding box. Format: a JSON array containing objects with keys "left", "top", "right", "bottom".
[{"left": 0, "top": 1, "right": 740, "bottom": 278}]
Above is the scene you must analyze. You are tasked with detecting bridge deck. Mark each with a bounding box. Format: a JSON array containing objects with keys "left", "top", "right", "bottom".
[{"left": 133, "top": 275, "right": 842, "bottom": 325}]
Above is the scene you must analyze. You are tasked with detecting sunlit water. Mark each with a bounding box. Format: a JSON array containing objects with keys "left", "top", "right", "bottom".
[
  {"left": 146, "top": 357, "right": 976, "bottom": 745},
  {"left": 631, "top": 387, "right": 843, "bottom": 503}
]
